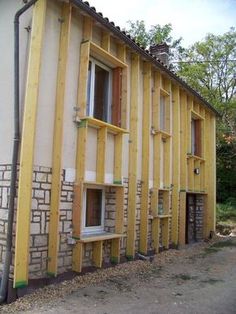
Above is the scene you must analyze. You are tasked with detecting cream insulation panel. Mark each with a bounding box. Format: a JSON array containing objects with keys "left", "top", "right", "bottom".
[{"left": 0, "top": 1, "right": 32, "bottom": 163}]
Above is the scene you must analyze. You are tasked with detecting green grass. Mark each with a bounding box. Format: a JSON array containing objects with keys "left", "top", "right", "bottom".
[{"left": 216, "top": 201, "right": 236, "bottom": 222}]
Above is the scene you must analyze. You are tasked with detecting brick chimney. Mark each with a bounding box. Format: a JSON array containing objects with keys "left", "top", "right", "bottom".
[{"left": 150, "top": 43, "right": 170, "bottom": 67}]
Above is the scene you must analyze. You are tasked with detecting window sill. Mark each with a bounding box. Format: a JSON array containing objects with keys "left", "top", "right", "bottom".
[
  {"left": 154, "top": 214, "right": 171, "bottom": 219},
  {"left": 77, "top": 232, "right": 124, "bottom": 243},
  {"left": 187, "top": 154, "right": 205, "bottom": 162},
  {"left": 77, "top": 116, "right": 129, "bottom": 135},
  {"left": 152, "top": 129, "right": 171, "bottom": 138},
  {"left": 84, "top": 181, "right": 124, "bottom": 188}
]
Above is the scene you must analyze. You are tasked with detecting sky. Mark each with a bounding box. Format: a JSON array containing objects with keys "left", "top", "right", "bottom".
[{"left": 88, "top": 0, "right": 236, "bottom": 47}]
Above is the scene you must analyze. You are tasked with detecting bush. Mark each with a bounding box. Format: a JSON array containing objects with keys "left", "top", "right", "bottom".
[{"left": 216, "top": 201, "right": 236, "bottom": 222}]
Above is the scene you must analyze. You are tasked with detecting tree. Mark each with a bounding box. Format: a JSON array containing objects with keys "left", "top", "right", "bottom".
[
  {"left": 177, "top": 27, "right": 236, "bottom": 135},
  {"left": 125, "top": 21, "right": 183, "bottom": 61},
  {"left": 177, "top": 28, "right": 236, "bottom": 202}
]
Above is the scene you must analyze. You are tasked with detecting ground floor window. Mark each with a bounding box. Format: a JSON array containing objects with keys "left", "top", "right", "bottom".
[{"left": 82, "top": 187, "right": 105, "bottom": 234}]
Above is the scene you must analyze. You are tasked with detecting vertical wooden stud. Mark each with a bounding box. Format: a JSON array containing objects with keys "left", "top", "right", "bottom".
[
  {"left": 83, "top": 16, "right": 93, "bottom": 41},
  {"left": 152, "top": 218, "right": 160, "bottom": 253},
  {"left": 101, "top": 32, "right": 110, "bottom": 52},
  {"left": 47, "top": 2, "right": 72, "bottom": 277},
  {"left": 180, "top": 91, "right": 188, "bottom": 190},
  {"left": 171, "top": 85, "right": 180, "bottom": 244},
  {"left": 162, "top": 218, "right": 170, "bottom": 249},
  {"left": 179, "top": 191, "right": 186, "bottom": 245},
  {"left": 114, "top": 133, "right": 123, "bottom": 184},
  {"left": 93, "top": 241, "right": 103, "bottom": 267},
  {"left": 126, "top": 54, "right": 139, "bottom": 259},
  {"left": 14, "top": 0, "right": 47, "bottom": 289},
  {"left": 72, "top": 242, "right": 83, "bottom": 273},
  {"left": 117, "top": 44, "right": 127, "bottom": 129},
  {"left": 140, "top": 62, "right": 151, "bottom": 255},
  {"left": 96, "top": 127, "right": 107, "bottom": 183}
]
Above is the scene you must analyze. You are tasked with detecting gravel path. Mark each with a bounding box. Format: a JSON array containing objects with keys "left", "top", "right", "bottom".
[{"left": 1, "top": 236, "right": 236, "bottom": 314}]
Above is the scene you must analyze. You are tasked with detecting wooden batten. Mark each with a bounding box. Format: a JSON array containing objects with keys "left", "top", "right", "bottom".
[
  {"left": 140, "top": 62, "right": 151, "bottom": 255},
  {"left": 126, "top": 54, "right": 139, "bottom": 259},
  {"left": 14, "top": 0, "right": 47, "bottom": 289},
  {"left": 47, "top": 2, "right": 72, "bottom": 277},
  {"left": 179, "top": 191, "right": 186, "bottom": 245},
  {"left": 83, "top": 15, "right": 93, "bottom": 41},
  {"left": 101, "top": 32, "right": 111, "bottom": 52},
  {"left": 96, "top": 126, "right": 107, "bottom": 183},
  {"left": 114, "top": 133, "right": 123, "bottom": 183},
  {"left": 203, "top": 113, "right": 216, "bottom": 236},
  {"left": 180, "top": 91, "right": 188, "bottom": 190},
  {"left": 77, "top": 41, "right": 90, "bottom": 116},
  {"left": 171, "top": 85, "right": 180, "bottom": 244}
]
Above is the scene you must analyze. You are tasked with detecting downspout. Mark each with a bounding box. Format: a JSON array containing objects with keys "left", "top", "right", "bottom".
[{"left": 0, "top": 0, "right": 38, "bottom": 304}]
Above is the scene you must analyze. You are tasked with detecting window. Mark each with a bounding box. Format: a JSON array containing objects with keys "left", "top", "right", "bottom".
[
  {"left": 82, "top": 187, "right": 105, "bottom": 234},
  {"left": 160, "top": 95, "right": 166, "bottom": 130},
  {"left": 87, "top": 58, "right": 112, "bottom": 123},
  {"left": 191, "top": 118, "right": 201, "bottom": 156}
]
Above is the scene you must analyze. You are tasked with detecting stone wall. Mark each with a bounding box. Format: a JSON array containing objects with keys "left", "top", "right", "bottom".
[
  {"left": 0, "top": 164, "right": 177, "bottom": 279},
  {"left": 0, "top": 164, "right": 11, "bottom": 272}
]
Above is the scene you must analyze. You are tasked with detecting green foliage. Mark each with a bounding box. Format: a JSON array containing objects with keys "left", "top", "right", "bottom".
[
  {"left": 216, "top": 201, "right": 236, "bottom": 222},
  {"left": 124, "top": 21, "right": 183, "bottom": 62}
]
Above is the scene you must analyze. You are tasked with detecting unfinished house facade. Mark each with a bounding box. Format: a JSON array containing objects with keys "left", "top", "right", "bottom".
[{"left": 0, "top": 0, "right": 218, "bottom": 296}]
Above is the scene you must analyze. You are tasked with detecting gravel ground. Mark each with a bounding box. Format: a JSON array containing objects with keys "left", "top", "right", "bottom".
[{"left": 1, "top": 236, "right": 236, "bottom": 314}]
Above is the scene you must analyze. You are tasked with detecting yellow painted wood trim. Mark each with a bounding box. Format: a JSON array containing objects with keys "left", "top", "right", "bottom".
[
  {"left": 180, "top": 92, "right": 188, "bottom": 189},
  {"left": 140, "top": 62, "right": 151, "bottom": 255},
  {"left": 150, "top": 188, "right": 159, "bottom": 217},
  {"left": 14, "top": 0, "right": 47, "bottom": 288},
  {"left": 78, "top": 232, "right": 124, "bottom": 243},
  {"left": 153, "top": 133, "right": 161, "bottom": 188},
  {"left": 72, "top": 182, "right": 83, "bottom": 238},
  {"left": 96, "top": 126, "right": 107, "bottom": 183},
  {"left": 47, "top": 2, "right": 72, "bottom": 276},
  {"left": 126, "top": 54, "right": 139, "bottom": 258}
]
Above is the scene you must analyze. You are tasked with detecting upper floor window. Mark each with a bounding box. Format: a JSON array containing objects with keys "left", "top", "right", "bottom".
[
  {"left": 191, "top": 118, "right": 201, "bottom": 156},
  {"left": 86, "top": 58, "right": 112, "bottom": 123},
  {"left": 160, "top": 95, "right": 166, "bottom": 130}
]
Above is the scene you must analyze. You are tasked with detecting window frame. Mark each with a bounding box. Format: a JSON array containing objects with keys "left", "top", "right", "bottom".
[
  {"left": 191, "top": 117, "right": 202, "bottom": 157},
  {"left": 82, "top": 186, "right": 105, "bottom": 235},
  {"left": 86, "top": 57, "right": 113, "bottom": 124}
]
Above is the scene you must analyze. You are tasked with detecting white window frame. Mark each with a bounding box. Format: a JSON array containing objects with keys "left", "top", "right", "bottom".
[
  {"left": 82, "top": 186, "right": 105, "bottom": 235},
  {"left": 87, "top": 57, "right": 112, "bottom": 123}
]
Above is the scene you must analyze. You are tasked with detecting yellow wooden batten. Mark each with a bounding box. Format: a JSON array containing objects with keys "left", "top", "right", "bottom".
[
  {"left": 14, "top": 0, "right": 47, "bottom": 288},
  {"left": 47, "top": 2, "right": 72, "bottom": 277},
  {"left": 126, "top": 54, "right": 139, "bottom": 259},
  {"left": 139, "top": 62, "right": 152, "bottom": 255}
]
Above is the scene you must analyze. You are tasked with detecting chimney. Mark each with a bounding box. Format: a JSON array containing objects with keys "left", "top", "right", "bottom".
[{"left": 150, "top": 43, "right": 170, "bottom": 67}]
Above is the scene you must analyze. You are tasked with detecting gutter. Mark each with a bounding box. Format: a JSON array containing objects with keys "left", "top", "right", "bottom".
[
  {"left": 0, "top": 0, "right": 38, "bottom": 304},
  {"left": 70, "top": 0, "right": 220, "bottom": 117}
]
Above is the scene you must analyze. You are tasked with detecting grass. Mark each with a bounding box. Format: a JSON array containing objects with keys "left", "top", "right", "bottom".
[{"left": 216, "top": 200, "right": 236, "bottom": 222}]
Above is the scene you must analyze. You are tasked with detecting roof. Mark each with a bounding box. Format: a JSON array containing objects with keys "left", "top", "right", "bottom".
[{"left": 70, "top": 0, "right": 220, "bottom": 117}]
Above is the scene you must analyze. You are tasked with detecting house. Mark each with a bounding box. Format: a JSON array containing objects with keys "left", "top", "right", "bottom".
[{"left": 0, "top": 0, "right": 218, "bottom": 299}]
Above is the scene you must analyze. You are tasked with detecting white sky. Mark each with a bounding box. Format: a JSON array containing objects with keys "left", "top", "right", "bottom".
[{"left": 89, "top": 0, "right": 236, "bottom": 47}]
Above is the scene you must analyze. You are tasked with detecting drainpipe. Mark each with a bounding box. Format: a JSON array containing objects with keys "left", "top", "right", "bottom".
[{"left": 0, "top": 0, "right": 38, "bottom": 304}]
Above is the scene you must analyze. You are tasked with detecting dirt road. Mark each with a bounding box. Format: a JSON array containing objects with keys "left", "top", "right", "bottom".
[{"left": 1, "top": 237, "right": 236, "bottom": 314}]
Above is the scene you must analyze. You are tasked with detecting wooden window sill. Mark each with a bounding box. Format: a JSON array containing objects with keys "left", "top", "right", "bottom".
[
  {"left": 77, "top": 116, "right": 129, "bottom": 135},
  {"left": 76, "top": 232, "right": 124, "bottom": 243}
]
